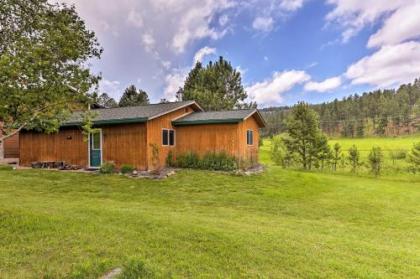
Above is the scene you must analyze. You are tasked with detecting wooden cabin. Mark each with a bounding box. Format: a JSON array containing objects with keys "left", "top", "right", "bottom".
[{"left": 19, "top": 101, "right": 266, "bottom": 170}]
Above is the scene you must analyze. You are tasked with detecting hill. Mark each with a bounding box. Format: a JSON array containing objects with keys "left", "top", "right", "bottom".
[{"left": 261, "top": 78, "right": 420, "bottom": 137}]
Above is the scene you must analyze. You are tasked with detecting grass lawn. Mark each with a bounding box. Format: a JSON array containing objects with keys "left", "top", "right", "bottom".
[{"left": 0, "top": 164, "right": 419, "bottom": 278}]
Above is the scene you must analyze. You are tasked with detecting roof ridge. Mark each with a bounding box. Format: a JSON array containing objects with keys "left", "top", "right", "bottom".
[{"left": 91, "top": 100, "right": 194, "bottom": 111}]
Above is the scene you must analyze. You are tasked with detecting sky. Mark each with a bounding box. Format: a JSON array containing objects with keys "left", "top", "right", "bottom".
[{"left": 60, "top": 0, "right": 420, "bottom": 107}]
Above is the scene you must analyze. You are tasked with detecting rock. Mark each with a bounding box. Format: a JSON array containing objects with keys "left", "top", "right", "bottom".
[{"left": 100, "top": 267, "right": 122, "bottom": 279}]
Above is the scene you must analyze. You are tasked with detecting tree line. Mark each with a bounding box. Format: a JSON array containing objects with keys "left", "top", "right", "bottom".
[{"left": 262, "top": 79, "right": 420, "bottom": 137}]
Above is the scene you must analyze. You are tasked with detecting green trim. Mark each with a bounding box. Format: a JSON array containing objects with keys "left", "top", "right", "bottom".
[
  {"left": 62, "top": 117, "right": 147, "bottom": 127},
  {"left": 172, "top": 118, "right": 242, "bottom": 126}
]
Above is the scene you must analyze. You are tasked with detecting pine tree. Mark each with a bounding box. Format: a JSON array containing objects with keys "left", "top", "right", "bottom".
[
  {"left": 97, "top": 93, "right": 118, "bottom": 108},
  {"left": 368, "top": 147, "right": 383, "bottom": 176},
  {"left": 119, "top": 85, "right": 149, "bottom": 107},
  {"left": 283, "top": 102, "right": 328, "bottom": 170},
  {"left": 180, "top": 57, "right": 248, "bottom": 110},
  {"left": 348, "top": 145, "right": 360, "bottom": 173},
  {"left": 332, "top": 143, "right": 342, "bottom": 171},
  {"left": 407, "top": 142, "right": 420, "bottom": 173}
]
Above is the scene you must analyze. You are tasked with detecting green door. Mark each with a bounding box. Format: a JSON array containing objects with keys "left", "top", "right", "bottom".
[{"left": 89, "top": 131, "right": 102, "bottom": 168}]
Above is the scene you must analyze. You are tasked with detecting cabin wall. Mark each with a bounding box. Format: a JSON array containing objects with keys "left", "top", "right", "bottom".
[
  {"left": 19, "top": 128, "right": 88, "bottom": 166},
  {"left": 237, "top": 116, "right": 260, "bottom": 165},
  {"left": 175, "top": 123, "right": 240, "bottom": 159},
  {"left": 4, "top": 133, "right": 19, "bottom": 158},
  {"left": 146, "top": 106, "right": 194, "bottom": 170},
  {"left": 101, "top": 123, "right": 147, "bottom": 170}
]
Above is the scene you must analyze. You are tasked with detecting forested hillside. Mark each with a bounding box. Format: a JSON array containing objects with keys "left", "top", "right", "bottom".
[{"left": 261, "top": 78, "right": 420, "bottom": 137}]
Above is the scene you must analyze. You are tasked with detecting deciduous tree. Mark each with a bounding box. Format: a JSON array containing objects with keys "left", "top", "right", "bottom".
[{"left": 0, "top": 0, "right": 102, "bottom": 158}]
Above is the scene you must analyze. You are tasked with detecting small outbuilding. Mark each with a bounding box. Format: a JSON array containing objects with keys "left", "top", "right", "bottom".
[{"left": 19, "top": 101, "right": 266, "bottom": 170}]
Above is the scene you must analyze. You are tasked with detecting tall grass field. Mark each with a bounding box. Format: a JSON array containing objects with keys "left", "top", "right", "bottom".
[{"left": 0, "top": 135, "right": 419, "bottom": 278}]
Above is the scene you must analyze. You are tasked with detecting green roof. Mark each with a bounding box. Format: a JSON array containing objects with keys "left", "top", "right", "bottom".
[
  {"left": 172, "top": 109, "right": 265, "bottom": 126},
  {"left": 63, "top": 101, "right": 201, "bottom": 126}
]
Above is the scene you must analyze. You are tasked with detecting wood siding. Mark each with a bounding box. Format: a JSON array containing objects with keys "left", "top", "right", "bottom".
[
  {"left": 146, "top": 106, "right": 193, "bottom": 170},
  {"left": 237, "top": 116, "right": 260, "bottom": 164},
  {"left": 4, "top": 133, "right": 19, "bottom": 158},
  {"left": 20, "top": 128, "right": 88, "bottom": 166},
  {"left": 102, "top": 123, "right": 147, "bottom": 170},
  {"left": 175, "top": 123, "right": 240, "bottom": 158}
]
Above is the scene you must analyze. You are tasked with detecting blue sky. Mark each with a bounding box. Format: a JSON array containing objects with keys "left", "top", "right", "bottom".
[{"left": 63, "top": 0, "right": 420, "bottom": 107}]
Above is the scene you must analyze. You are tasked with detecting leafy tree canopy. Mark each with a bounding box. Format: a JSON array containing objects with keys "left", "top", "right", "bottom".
[
  {"left": 178, "top": 57, "right": 253, "bottom": 110},
  {"left": 119, "top": 85, "right": 150, "bottom": 107},
  {"left": 0, "top": 0, "right": 102, "bottom": 141}
]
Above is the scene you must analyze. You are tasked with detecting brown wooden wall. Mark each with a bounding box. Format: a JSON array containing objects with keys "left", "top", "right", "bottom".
[
  {"left": 175, "top": 123, "right": 240, "bottom": 158},
  {"left": 146, "top": 106, "right": 194, "bottom": 169},
  {"left": 4, "top": 133, "right": 19, "bottom": 158},
  {"left": 237, "top": 116, "right": 260, "bottom": 164},
  {"left": 102, "top": 123, "right": 147, "bottom": 170},
  {"left": 19, "top": 128, "right": 88, "bottom": 166}
]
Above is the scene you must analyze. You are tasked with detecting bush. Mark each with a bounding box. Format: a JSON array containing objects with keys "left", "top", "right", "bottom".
[
  {"left": 175, "top": 152, "right": 237, "bottom": 171},
  {"left": 166, "top": 151, "right": 175, "bottom": 167},
  {"left": 271, "top": 135, "right": 289, "bottom": 168},
  {"left": 176, "top": 152, "right": 200, "bottom": 168},
  {"left": 0, "top": 164, "right": 13, "bottom": 171},
  {"left": 389, "top": 150, "right": 407, "bottom": 165},
  {"left": 99, "top": 162, "right": 115, "bottom": 174},
  {"left": 120, "top": 164, "right": 134, "bottom": 174},
  {"left": 407, "top": 142, "right": 420, "bottom": 173},
  {"left": 200, "top": 152, "right": 237, "bottom": 171},
  {"left": 368, "top": 147, "right": 383, "bottom": 176},
  {"left": 348, "top": 145, "right": 360, "bottom": 173}
]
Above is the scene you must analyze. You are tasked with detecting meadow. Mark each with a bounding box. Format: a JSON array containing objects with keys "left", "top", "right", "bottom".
[{"left": 0, "top": 136, "right": 419, "bottom": 278}]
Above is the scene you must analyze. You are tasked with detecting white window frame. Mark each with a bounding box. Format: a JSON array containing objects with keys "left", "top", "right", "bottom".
[
  {"left": 162, "top": 128, "right": 175, "bottom": 146},
  {"left": 246, "top": 129, "right": 254, "bottom": 146}
]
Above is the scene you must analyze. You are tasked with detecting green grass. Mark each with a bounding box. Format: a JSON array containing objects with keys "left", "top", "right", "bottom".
[{"left": 0, "top": 163, "right": 419, "bottom": 278}]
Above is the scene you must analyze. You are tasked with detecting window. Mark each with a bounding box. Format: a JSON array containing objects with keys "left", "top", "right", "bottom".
[
  {"left": 91, "top": 132, "right": 101, "bottom": 150},
  {"left": 246, "top": 130, "right": 254, "bottom": 145},
  {"left": 162, "top": 129, "right": 175, "bottom": 146},
  {"left": 169, "top": 130, "right": 175, "bottom": 146}
]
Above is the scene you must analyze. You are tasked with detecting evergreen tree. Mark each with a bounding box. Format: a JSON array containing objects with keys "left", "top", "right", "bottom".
[
  {"left": 119, "top": 85, "right": 149, "bottom": 107},
  {"left": 348, "top": 145, "right": 360, "bottom": 173},
  {"left": 97, "top": 93, "right": 118, "bottom": 108},
  {"left": 407, "top": 142, "right": 420, "bottom": 173},
  {"left": 283, "top": 102, "right": 328, "bottom": 170},
  {"left": 332, "top": 143, "right": 342, "bottom": 171},
  {"left": 179, "top": 57, "right": 248, "bottom": 110},
  {"left": 368, "top": 147, "right": 383, "bottom": 176}
]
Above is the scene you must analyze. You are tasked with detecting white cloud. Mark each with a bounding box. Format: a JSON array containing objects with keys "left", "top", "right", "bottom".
[
  {"left": 252, "top": 17, "right": 274, "bottom": 32},
  {"left": 279, "top": 0, "right": 305, "bottom": 11},
  {"left": 345, "top": 41, "right": 420, "bottom": 87},
  {"left": 246, "top": 70, "right": 310, "bottom": 106},
  {"left": 304, "top": 76, "right": 342, "bottom": 92},
  {"left": 170, "top": 0, "right": 235, "bottom": 53},
  {"left": 99, "top": 79, "right": 122, "bottom": 100},
  {"left": 127, "top": 10, "right": 143, "bottom": 28},
  {"left": 219, "top": 14, "right": 229, "bottom": 26},
  {"left": 193, "top": 47, "right": 216, "bottom": 64},
  {"left": 367, "top": 1, "right": 420, "bottom": 48},
  {"left": 163, "top": 69, "right": 188, "bottom": 101},
  {"left": 325, "top": 0, "right": 409, "bottom": 43},
  {"left": 141, "top": 32, "right": 156, "bottom": 52}
]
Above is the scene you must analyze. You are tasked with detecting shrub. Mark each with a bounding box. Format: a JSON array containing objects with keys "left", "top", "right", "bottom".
[
  {"left": 348, "top": 145, "right": 360, "bottom": 173},
  {"left": 99, "top": 162, "right": 115, "bottom": 174},
  {"left": 166, "top": 151, "right": 175, "bottom": 167},
  {"left": 389, "top": 149, "right": 407, "bottom": 165},
  {"left": 0, "top": 164, "right": 13, "bottom": 171},
  {"left": 120, "top": 164, "right": 134, "bottom": 174},
  {"left": 200, "top": 152, "right": 237, "bottom": 171},
  {"left": 175, "top": 152, "right": 237, "bottom": 171},
  {"left": 176, "top": 152, "right": 200, "bottom": 168},
  {"left": 407, "top": 142, "right": 420, "bottom": 173},
  {"left": 368, "top": 146, "right": 383, "bottom": 176},
  {"left": 271, "top": 135, "right": 289, "bottom": 168}
]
